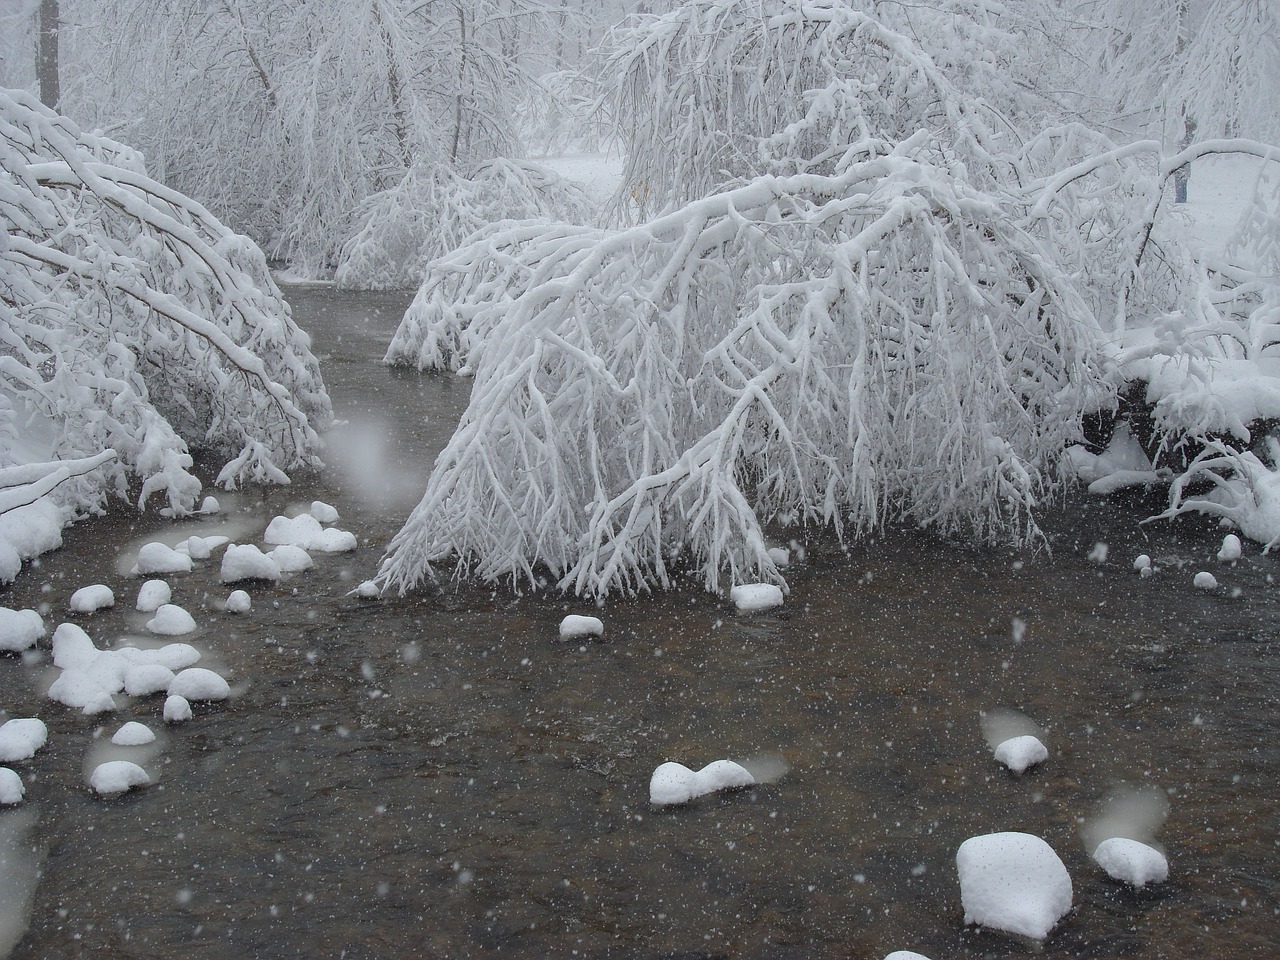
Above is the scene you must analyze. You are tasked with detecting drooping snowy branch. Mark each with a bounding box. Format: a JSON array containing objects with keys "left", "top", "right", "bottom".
[
  {"left": 335, "top": 158, "right": 598, "bottom": 291},
  {"left": 1, "top": 87, "right": 330, "bottom": 515},
  {"left": 379, "top": 148, "right": 1109, "bottom": 597}
]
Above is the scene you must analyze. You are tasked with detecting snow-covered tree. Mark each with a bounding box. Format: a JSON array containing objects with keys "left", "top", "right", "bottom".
[
  {"left": 1, "top": 87, "right": 330, "bottom": 516},
  {"left": 378, "top": 140, "right": 1110, "bottom": 597},
  {"left": 514, "top": 70, "right": 614, "bottom": 157},
  {"left": 600, "top": 0, "right": 1049, "bottom": 218},
  {"left": 335, "top": 158, "right": 597, "bottom": 291}
]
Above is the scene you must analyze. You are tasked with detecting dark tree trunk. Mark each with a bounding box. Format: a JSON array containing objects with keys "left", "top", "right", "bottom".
[{"left": 37, "top": 0, "right": 60, "bottom": 108}]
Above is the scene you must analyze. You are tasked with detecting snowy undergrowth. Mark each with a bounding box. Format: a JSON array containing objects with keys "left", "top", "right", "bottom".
[
  {"left": 0, "top": 87, "right": 331, "bottom": 579},
  {"left": 334, "top": 158, "right": 598, "bottom": 291}
]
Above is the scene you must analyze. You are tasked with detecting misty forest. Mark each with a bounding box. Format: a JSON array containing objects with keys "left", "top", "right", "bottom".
[{"left": 1, "top": 1, "right": 1279, "bottom": 958}]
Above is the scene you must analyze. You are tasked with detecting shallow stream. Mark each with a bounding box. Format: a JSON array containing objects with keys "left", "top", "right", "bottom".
[{"left": 1, "top": 288, "right": 1277, "bottom": 959}]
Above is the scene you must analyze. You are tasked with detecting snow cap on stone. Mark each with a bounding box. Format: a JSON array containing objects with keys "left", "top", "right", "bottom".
[
  {"left": 1193, "top": 571, "right": 1218, "bottom": 590},
  {"left": 111, "top": 721, "right": 156, "bottom": 746},
  {"left": 169, "top": 667, "right": 230, "bottom": 701},
  {"left": 0, "top": 718, "right": 48, "bottom": 762},
  {"left": 956, "top": 832, "right": 1072, "bottom": 940},
  {"left": 146, "top": 603, "right": 197, "bottom": 636},
  {"left": 89, "top": 759, "right": 150, "bottom": 796},
  {"left": 225, "top": 590, "right": 251, "bottom": 613},
  {"left": 730, "top": 583, "right": 784, "bottom": 612},
  {"left": 0, "top": 607, "right": 45, "bottom": 653},
  {"left": 1217, "top": 534, "right": 1242, "bottom": 562},
  {"left": 135, "top": 579, "right": 172, "bottom": 612},
  {"left": 1092, "top": 837, "right": 1168, "bottom": 888},
  {"left": 559, "top": 615, "right": 603, "bottom": 640},
  {"left": 69, "top": 584, "right": 114, "bottom": 613},
  {"left": 164, "top": 694, "right": 193, "bottom": 723},
  {"left": 132, "top": 541, "right": 193, "bottom": 576},
  {"left": 993, "top": 735, "right": 1049, "bottom": 773},
  {"left": 0, "top": 767, "right": 24, "bottom": 805},
  {"left": 649, "top": 759, "right": 755, "bottom": 806},
  {"left": 220, "top": 543, "right": 281, "bottom": 583}
]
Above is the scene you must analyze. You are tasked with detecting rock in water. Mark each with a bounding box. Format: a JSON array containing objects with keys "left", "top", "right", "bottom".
[
  {"left": 1217, "top": 534, "right": 1242, "bottom": 562},
  {"left": 956, "top": 832, "right": 1072, "bottom": 940},
  {"left": 649, "top": 759, "right": 755, "bottom": 806},
  {"left": 729, "top": 583, "right": 783, "bottom": 612},
  {"left": 993, "top": 735, "right": 1049, "bottom": 773},
  {"left": 1092, "top": 837, "right": 1169, "bottom": 888},
  {"left": 559, "top": 615, "right": 604, "bottom": 640},
  {"left": 89, "top": 760, "right": 151, "bottom": 796}
]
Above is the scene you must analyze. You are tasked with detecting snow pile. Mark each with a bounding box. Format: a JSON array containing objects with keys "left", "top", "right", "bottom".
[
  {"left": 956, "top": 832, "right": 1073, "bottom": 940},
  {"left": 132, "top": 542, "right": 193, "bottom": 576},
  {"left": 1217, "top": 534, "right": 1242, "bottom": 561},
  {"left": 649, "top": 760, "right": 756, "bottom": 806},
  {"left": 1064, "top": 423, "right": 1165, "bottom": 495},
  {"left": 111, "top": 722, "right": 156, "bottom": 747},
  {"left": 0, "top": 768, "right": 23, "bottom": 805},
  {"left": 0, "top": 499, "right": 65, "bottom": 584},
  {"left": 124, "top": 664, "right": 175, "bottom": 696},
  {"left": 309, "top": 501, "right": 339, "bottom": 524},
  {"left": 766, "top": 547, "right": 790, "bottom": 566},
  {"left": 0, "top": 607, "right": 45, "bottom": 653},
  {"left": 69, "top": 584, "right": 114, "bottom": 613},
  {"left": 1092, "top": 837, "right": 1169, "bottom": 888},
  {"left": 269, "top": 544, "right": 314, "bottom": 573},
  {"left": 221, "top": 544, "right": 281, "bottom": 583},
  {"left": 993, "top": 735, "right": 1049, "bottom": 774},
  {"left": 356, "top": 581, "right": 380, "bottom": 599},
  {"left": 145, "top": 604, "right": 197, "bottom": 636},
  {"left": 164, "top": 695, "right": 192, "bottom": 723},
  {"left": 135, "top": 580, "right": 172, "bottom": 612},
  {"left": 225, "top": 590, "right": 251, "bottom": 613},
  {"left": 176, "top": 535, "right": 229, "bottom": 560},
  {"left": 263, "top": 512, "right": 356, "bottom": 553},
  {"left": 0, "top": 719, "right": 47, "bottom": 762},
  {"left": 46, "top": 623, "right": 201, "bottom": 712},
  {"left": 883, "top": 953, "right": 933, "bottom": 960},
  {"left": 559, "top": 615, "right": 603, "bottom": 640},
  {"left": 88, "top": 760, "right": 150, "bottom": 796},
  {"left": 1193, "top": 571, "right": 1218, "bottom": 590},
  {"left": 168, "top": 668, "right": 231, "bottom": 702},
  {"left": 1133, "top": 554, "right": 1152, "bottom": 576},
  {"left": 730, "top": 584, "right": 784, "bottom": 613},
  {"left": 198, "top": 496, "right": 221, "bottom": 514}
]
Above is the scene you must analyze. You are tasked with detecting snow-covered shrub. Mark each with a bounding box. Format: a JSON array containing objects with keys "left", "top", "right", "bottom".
[
  {"left": 334, "top": 158, "right": 598, "bottom": 291},
  {"left": 378, "top": 145, "right": 1109, "bottom": 598},
  {"left": 0, "top": 87, "right": 330, "bottom": 519}
]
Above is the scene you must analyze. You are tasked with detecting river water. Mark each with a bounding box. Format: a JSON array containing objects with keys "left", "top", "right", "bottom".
[{"left": 1, "top": 287, "right": 1277, "bottom": 959}]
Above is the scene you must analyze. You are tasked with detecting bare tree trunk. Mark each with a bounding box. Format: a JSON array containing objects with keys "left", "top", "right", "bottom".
[{"left": 37, "top": 0, "right": 60, "bottom": 108}]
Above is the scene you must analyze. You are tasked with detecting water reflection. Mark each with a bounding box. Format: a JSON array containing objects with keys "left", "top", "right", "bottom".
[{"left": 0, "top": 288, "right": 1277, "bottom": 958}]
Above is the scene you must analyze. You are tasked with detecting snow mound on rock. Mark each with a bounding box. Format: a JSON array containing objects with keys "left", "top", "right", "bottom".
[
  {"left": 221, "top": 544, "right": 281, "bottom": 583},
  {"left": 146, "top": 603, "right": 197, "bottom": 636},
  {"left": 169, "top": 667, "right": 230, "bottom": 701},
  {"left": 46, "top": 623, "right": 201, "bottom": 710},
  {"left": 225, "top": 590, "right": 251, "bottom": 613},
  {"left": 0, "top": 767, "right": 24, "bottom": 805},
  {"left": 0, "top": 607, "right": 45, "bottom": 652},
  {"left": 0, "top": 719, "right": 48, "bottom": 762},
  {"left": 1092, "top": 837, "right": 1169, "bottom": 888},
  {"left": 269, "top": 544, "right": 313, "bottom": 573},
  {"left": 164, "top": 695, "right": 192, "bottom": 722},
  {"left": 956, "top": 832, "right": 1072, "bottom": 940},
  {"left": 135, "top": 579, "right": 171, "bottom": 612},
  {"left": 89, "top": 760, "right": 150, "bottom": 796},
  {"left": 69, "top": 584, "right": 114, "bottom": 613},
  {"left": 263, "top": 513, "right": 356, "bottom": 552},
  {"left": 131, "top": 542, "right": 193, "bottom": 576},
  {"left": 1193, "top": 571, "right": 1218, "bottom": 590},
  {"left": 649, "top": 759, "right": 755, "bottom": 806},
  {"left": 729, "top": 583, "right": 783, "bottom": 612},
  {"left": 559, "top": 615, "right": 603, "bottom": 639},
  {"left": 993, "top": 735, "right": 1049, "bottom": 773},
  {"left": 111, "top": 721, "right": 156, "bottom": 746},
  {"left": 1217, "top": 534, "right": 1242, "bottom": 562}
]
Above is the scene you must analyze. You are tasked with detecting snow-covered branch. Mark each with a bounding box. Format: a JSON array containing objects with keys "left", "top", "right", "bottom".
[{"left": 1, "top": 87, "right": 330, "bottom": 516}]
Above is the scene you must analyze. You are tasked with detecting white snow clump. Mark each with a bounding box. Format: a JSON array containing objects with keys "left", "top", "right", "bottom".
[
  {"left": 729, "top": 583, "right": 784, "bottom": 613},
  {"left": 1092, "top": 837, "right": 1169, "bottom": 888},
  {"left": 309, "top": 501, "right": 340, "bottom": 524},
  {"left": 135, "top": 579, "right": 172, "bottom": 612},
  {"left": 168, "top": 667, "right": 231, "bottom": 701},
  {"left": 131, "top": 542, "right": 194, "bottom": 576},
  {"left": 145, "top": 603, "right": 197, "bottom": 636},
  {"left": 46, "top": 622, "right": 200, "bottom": 712},
  {"left": 883, "top": 953, "right": 934, "bottom": 960},
  {"left": 766, "top": 547, "right": 790, "bottom": 566},
  {"left": 0, "top": 767, "right": 23, "bottom": 805},
  {"left": 956, "top": 832, "right": 1073, "bottom": 940},
  {"left": 0, "top": 719, "right": 48, "bottom": 762},
  {"left": 1133, "top": 554, "right": 1152, "bottom": 575},
  {"left": 993, "top": 735, "right": 1049, "bottom": 774},
  {"left": 164, "top": 695, "right": 192, "bottom": 722},
  {"left": 124, "top": 663, "right": 175, "bottom": 696},
  {"left": 0, "top": 499, "right": 64, "bottom": 584},
  {"left": 198, "top": 496, "right": 221, "bottom": 514},
  {"left": 176, "top": 535, "right": 229, "bottom": 560},
  {"left": 559, "top": 615, "right": 603, "bottom": 640},
  {"left": 69, "top": 584, "right": 114, "bottom": 613},
  {"left": 89, "top": 760, "right": 151, "bottom": 796},
  {"left": 225, "top": 590, "right": 251, "bottom": 613},
  {"left": 111, "top": 721, "right": 156, "bottom": 746},
  {"left": 1193, "top": 571, "right": 1218, "bottom": 590},
  {"left": 649, "top": 760, "right": 755, "bottom": 806},
  {"left": 0, "top": 607, "right": 45, "bottom": 652},
  {"left": 269, "top": 544, "right": 314, "bottom": 573},
  {"left": 1217, "top": 534, "right": 1242, "bottom": 562},
  {"left": 220, "top": 544, "right": 282, "bottom": 583},
  {"left": 356, "top": 580, "right": 380, "bottom": 599},
  {"left": 263, "top": 513, "right": 356, "bottom": 552}
]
